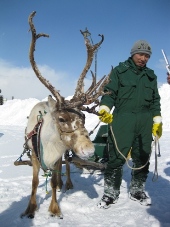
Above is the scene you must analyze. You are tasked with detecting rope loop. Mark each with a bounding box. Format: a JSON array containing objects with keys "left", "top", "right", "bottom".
[
  {"left": 152, "top": 135, "right": 161, "bottom": 182},
  {"left": 109, "top": 125, "right": 160, "bottom": 179}
]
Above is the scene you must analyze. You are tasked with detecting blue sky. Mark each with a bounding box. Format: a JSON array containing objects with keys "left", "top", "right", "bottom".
[{"left": 0, "top": 0, "right": 170, "bottom": 100}]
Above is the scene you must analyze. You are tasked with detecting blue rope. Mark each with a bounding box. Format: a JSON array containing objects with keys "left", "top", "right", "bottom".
[{"left": 43, "top": 170, "right": 65, "bottom": 194}]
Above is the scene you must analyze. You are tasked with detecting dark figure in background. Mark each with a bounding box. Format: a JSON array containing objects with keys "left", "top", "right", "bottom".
[{"left": 167, "top": 72, "right": 170, "bottom": 84}]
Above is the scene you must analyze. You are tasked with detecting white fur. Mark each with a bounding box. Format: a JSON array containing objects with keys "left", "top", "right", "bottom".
[{"left": 40, "top": 115, "right": 67, "bottom": 169}]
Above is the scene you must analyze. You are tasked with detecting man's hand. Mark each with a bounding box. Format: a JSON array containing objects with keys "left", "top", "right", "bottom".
[
  {"left": 98, "top": 109, "right": 113, "bottom": 124},
  {"left": 152, "top": 123, "right": 162, "bottom": 138},
  {"left": 152, "top": 116, "right": 162, "bottom": 138}
]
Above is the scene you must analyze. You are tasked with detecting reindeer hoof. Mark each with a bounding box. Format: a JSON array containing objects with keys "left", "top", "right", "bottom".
[
  {"left": 28, "top": 214, "right": 34, "bottom": 219},
  {"left": 59, "top": 214, "right": 63, "bottom": 219},
  {"left": 50, "top": 213, "right": 63, "bottom": 219},
  {"left": 20, "top": 212, "right": 35, "bottom": 219},
  {"left": 64, "top": 182, "right": 73, "bottom": 191},
  {"left": 20, "top": 213, "right": 24, "bottom": 219}
]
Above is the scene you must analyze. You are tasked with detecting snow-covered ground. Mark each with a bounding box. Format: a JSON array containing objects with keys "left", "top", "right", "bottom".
[{"left": 0, "top": 84, "right": 170, "bottom": 227}]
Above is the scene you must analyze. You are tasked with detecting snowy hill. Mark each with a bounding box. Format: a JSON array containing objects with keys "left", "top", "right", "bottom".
[{"left": 0, "top": 84, "right": 170, "bottom": 227}]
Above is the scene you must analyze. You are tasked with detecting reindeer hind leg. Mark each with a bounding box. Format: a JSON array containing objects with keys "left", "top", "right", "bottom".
[
  {"left": 21, "top": 151, "right": 40, "bottom": 219},
  {"left": 64, "top": 159, "right": 73, "bottom": 191}
]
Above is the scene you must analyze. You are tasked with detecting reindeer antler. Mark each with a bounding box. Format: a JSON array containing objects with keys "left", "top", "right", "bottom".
[
  {"left": 28, "top": 11, "right": 64, "bottom": 106},
  {"left": 79, "top": 68, "right": 112, "bottom": 115},
  {"left": 73, "top": 32, "right": 104, "bottom": 99},
  {"left": 67, "top": 31, "right": 111, "bottom": 112},
  {"left": 28, "top": 11, "right": 111, "bottom": 114}
]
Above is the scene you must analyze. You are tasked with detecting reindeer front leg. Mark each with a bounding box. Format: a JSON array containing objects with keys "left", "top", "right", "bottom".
[
  {"left": 48, "top": 170, "right": 63, "bottom": 218},
  {"left": 56, "top": 157, "right": 63, "bottom": 191},
  {"left": 21, "top": 151, "right": 40, "bottom": 219}
]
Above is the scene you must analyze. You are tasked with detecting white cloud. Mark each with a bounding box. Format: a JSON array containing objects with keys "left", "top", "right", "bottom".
[
  {"left": 0, "top": 59, "right": 78, "bottom": 100},
  {"left": 0, "top": 59, "right": 103, "bottom": 101}
]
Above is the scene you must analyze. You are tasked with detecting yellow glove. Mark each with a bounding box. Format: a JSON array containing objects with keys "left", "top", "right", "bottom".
[
  {"left": 98, "top": 106, "right": 113, "bottom": 124},
  {"left": 152, "top": 116, "right": 162, "bottom": 138}
]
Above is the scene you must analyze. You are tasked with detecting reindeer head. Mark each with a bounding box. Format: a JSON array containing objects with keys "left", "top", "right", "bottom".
[{"left": 45, "top": 95, "right": 93, "bottom": 159}]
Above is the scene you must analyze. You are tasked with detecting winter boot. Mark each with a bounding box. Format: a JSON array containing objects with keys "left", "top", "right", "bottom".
[
  {"left": 97, "top": 167, "right": 122, "bottom": 209},
  {"left": 129, "top": 191, "right": 151, "bottom": 206},
  {"left": 97, "top": 194, "right": 119, "bottom": 209},
  {"left": 129, "top": 179, "right": 151, "bottom": 206}
]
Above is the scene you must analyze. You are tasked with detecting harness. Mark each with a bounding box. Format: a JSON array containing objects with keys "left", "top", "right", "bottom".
[
  {"left": 24, "top": 108, "right": 85, "bottom": 171},
  {"left": 26, "top": 119, "right": 43, "bottom": 161},
  {"left": 25, "top": 114, "right": 49, "bottom": 171},
  {"left": 55, "top": 108, "right": 85, "bottom": 140}
]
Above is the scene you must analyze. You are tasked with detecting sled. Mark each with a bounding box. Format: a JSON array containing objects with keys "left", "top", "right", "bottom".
[{"left": 89, "top": 125, "right": 109, "bottom": 163}]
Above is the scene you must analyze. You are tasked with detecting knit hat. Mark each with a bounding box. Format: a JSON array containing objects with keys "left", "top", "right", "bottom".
[{"left": 130, "top": 40, "right": 152, "bottom": 56}]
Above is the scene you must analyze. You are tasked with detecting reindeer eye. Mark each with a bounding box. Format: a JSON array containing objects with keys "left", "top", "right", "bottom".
[{"left": 59, "top": 117, "right": 66, "bottom": 123}]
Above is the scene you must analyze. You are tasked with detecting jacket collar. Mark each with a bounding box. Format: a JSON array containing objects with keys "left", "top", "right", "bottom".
[{"left": 123, "top": 58, "right": 155, "bottom": 79}]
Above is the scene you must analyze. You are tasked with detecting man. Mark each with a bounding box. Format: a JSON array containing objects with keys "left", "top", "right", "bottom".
[{"left": 97, "top": 40, "right": 162, "bottom": 209}]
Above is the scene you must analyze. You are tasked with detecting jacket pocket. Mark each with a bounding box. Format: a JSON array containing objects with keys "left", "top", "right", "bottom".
[
  {"left": 144, "top": 84, "right": 153, "bottom": 101},
  {"left": 118, "top": 80, "right": 136, "bottom": 99}
]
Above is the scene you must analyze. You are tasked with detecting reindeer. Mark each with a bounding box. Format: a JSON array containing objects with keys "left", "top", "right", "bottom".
[{"left": 20, "top": 11, "right": 110, "bottom": 219}]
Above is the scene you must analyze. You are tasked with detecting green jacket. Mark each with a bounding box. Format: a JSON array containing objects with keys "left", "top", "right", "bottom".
[{"left": 100, "top": 57, "right": 161, "bottom": 117}]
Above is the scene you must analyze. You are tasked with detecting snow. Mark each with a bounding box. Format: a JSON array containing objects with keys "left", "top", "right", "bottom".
[{"left": 0, "top": 84, "right": 170, "bottom": 227}]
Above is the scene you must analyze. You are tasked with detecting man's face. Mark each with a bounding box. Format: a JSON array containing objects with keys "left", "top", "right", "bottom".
[{"left": 132, "top": 53, "right": 150, "bottom": 67}]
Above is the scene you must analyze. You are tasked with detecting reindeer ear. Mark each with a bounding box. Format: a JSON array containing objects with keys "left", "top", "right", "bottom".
[{"left": 48, "top": 95, "right": 58, "bottom": 112}]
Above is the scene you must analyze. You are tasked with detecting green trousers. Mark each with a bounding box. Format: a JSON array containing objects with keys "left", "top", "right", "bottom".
[{"left": 104, "top": 111, "right": 153, "bottom": 197}]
